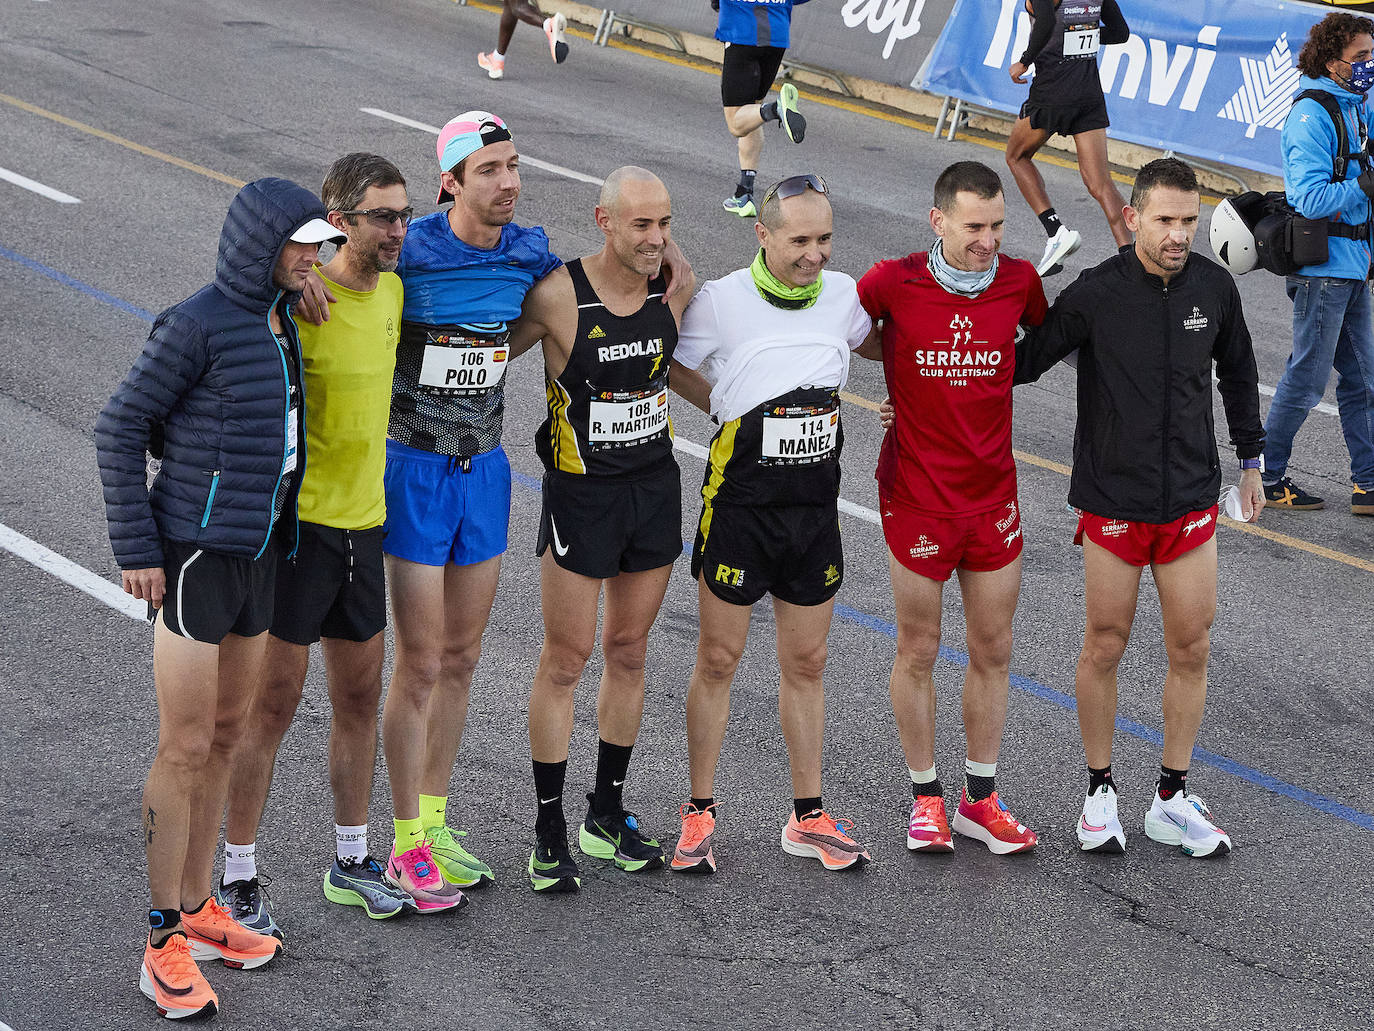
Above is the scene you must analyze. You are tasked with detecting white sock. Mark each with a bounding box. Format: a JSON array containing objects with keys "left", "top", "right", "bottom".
[
  {"left": 908, "top": 765, "right": 938, "bottom": 785},
  {"left": 336, "top": 824, "right": 368, "bottom": 864},
  {"left": 493, "top": 48, "right": 505, "bottom": 60},
  {"left": 965, "top": 758, "right": 997, "bottom": 778},
  {"left": 223, "top": 842, "right": 257, "bottom": 884}
]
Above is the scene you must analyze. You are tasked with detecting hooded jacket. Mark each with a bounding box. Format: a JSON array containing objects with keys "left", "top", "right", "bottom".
[
  {"left": 95, "top": 177, "right": 324, "bottom": 569},
  {"left": 1283, "top": 74, "right": 1372, "bottom": 280},
  {"left": 1015, "top": 247, "right": 1264, "bottom": 524}
]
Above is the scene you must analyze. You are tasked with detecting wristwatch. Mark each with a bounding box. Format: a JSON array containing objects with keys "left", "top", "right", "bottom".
[{"left": 1239, "top": 456, "right": 1264, "bottom": 471}]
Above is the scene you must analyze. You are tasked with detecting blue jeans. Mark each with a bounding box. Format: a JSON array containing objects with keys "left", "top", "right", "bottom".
[{"left": 1264, "top": 276, "right": 1374, "bottom": 488}]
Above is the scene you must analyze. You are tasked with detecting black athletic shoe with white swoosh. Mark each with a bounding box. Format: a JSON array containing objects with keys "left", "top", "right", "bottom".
[
  {"left": 529, "top": 815, "right": 582, "bottom": 893},
  {"left": 578, "top": 792, "right": 665, "bottom": 872}
]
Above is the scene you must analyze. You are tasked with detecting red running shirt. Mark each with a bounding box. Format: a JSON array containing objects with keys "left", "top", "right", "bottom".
[{"left": 858, "top": 253, "right": 1047, "bottom": 516}]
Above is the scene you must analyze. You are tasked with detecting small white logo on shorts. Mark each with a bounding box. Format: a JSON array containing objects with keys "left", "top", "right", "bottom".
[
  {"left": 1182, "top": 512, "right": 1214, "bottom": 536},
  {"left": 1003, "top": 527, "right": 1022, "bottom": 548},
  {"left": 549, "top": 516, "right": 570, "bottom": 557},
  {"left": 1101, "top": 521, "right": 1130, "bottom": 538},
  {"left": 909, "top": 534, "right": 940, "bottom": 559},
  {"left": 995, "top": 502, "right": 1018, "bottom": 534}
]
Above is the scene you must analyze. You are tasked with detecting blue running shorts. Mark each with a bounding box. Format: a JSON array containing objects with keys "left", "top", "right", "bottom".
[{"left": 382, "top": 438, "right": 511, "bottom": 567}]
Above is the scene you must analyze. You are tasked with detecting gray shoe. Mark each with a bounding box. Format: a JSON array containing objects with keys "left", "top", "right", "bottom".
[
  {"left": 323, "top": 856, "right": 416, "bottom": 919},
  {"left": 215, "top": 874, "right": 284, "bottom": 940}
]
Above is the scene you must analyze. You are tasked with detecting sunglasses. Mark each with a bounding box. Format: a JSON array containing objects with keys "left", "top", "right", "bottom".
[
  {"left": 337, "top": 206, "right": 414, "bottom": 227},
  {"left": 760, "top": 173, "right": 828, "bottom": 210}
]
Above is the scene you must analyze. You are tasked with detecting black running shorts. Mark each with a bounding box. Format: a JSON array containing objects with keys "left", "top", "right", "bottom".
[
  {"left": 691, "top": 501, "right": 843, "bottom": 607},
  {"left": 157, "top": 536, "right": 278, "bottom": 643},
  {"left": 1018, "top": 96, "right": 1109, "bottom": 137},
  {"left": 721, "top": 43, "right": 787, "bottom": 107},
  {"left": 537, "top": 464, "right": 683, "bottom": 579},
  {"left": 270, "top": 522, "right": 387, "bottom": 645}
]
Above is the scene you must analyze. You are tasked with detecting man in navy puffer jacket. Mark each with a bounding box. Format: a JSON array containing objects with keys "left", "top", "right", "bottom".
[{"left": 95, "top": 177, "right": 343, "bottom": 1020}]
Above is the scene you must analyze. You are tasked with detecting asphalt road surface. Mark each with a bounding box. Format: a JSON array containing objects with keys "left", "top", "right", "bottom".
[{"left": 1, "top": 2, "right": 1372, "bottom": 1029}]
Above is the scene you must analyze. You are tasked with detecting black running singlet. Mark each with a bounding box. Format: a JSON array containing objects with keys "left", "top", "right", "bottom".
[
  {"left": 390, "top": 320, "right": 510, "bottom": 457},
  {"left": 536, "top": 259, "right": 679, "bottom": 477},
  {"left": 701, "top": 385, "right": 843, "bottom": 508}
]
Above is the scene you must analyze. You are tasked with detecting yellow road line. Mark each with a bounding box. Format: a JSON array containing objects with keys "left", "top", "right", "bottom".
[
  {"left": 3, "top": 83, "right": 1352, "bottom": 571},
  {"left": 0, "top": 92, "right": 246, "bottom": 188}
]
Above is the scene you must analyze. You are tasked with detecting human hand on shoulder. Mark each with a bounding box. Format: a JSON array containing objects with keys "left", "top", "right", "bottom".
[
  {"left": 661, "top": 240, "right": 695, "bottom": 305},
  {"left": 294, "top": 266, "right": 337, "bottom": 325},
  {"left": 879, "top": 396, "right": 895, "bottom": 431}
]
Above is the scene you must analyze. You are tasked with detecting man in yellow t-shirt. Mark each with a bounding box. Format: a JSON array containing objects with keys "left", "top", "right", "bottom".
[{"left": 216, "top": 153, "right": 423, "bottom": 932}]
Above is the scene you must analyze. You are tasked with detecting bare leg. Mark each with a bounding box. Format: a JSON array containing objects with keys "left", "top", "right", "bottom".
[
  {"left": 322, "top": 633, "right": 385, "bottom": 826},
  {"left": 1152, "top": 537, "right": 1217, "bottom": 770},
  {"left": 723, "top": 105, "right": 765, "bottom": 172},
  {"left": 223, "top": 635, "right": 308, "bottom": 846},
  {"left": 597, "top": 564, "right": 673, "bottom": 746},
  {"left": 685, "top": 579, "right": 753, "bottom": 799},
  {"left": 886, "top": 554, "right": 944, "bottom": 773},
  {"left": 497, "top": 0, "right": 546, "bottom": 53},
  {"left": 1005, "top": 116, "right": 1055, "bottom": 215},
  {"left": 1072, "top": 129, "right": 1131, "bottom": 246},
  {"left": 528, "top": 552, "right": 602, "bottom": 764},
  {"left": 773, "top": 596, "right": 835, "bottom": 799},
  {"left": 1076, "top": 538, "right": 1143, "bottom": 770},
  {"left": 955, "top": 556, "right": 1022, "bottom": 765}
]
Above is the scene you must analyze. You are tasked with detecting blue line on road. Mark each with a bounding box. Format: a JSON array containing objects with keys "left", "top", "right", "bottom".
[{"left": 14, "top": 244, "right": 1373, "bottom": 833}]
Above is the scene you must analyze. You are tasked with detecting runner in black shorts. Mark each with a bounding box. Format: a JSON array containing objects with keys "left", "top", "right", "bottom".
[
  {"left": 511, "top": 167, "right": 700, "bottom": 892},
  {"left": 157, "top": 539, "right": 277, "bottom": 641},
  {"left": 669, "top": 174, "right": 874, "bottom": 876},
  {"left": 1005, "top": 0, "right": 1132, "bottom": 275},
  {"left": 715, "top": 0, "right": 811, "bottom": 218}
]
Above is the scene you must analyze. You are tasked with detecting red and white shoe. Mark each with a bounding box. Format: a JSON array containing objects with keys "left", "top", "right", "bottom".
[
  {"left": 951, "top": 789, "right": 1038, "bottom": 854},
  {"left": 906, "top": 794, "right": 953, "bottom": 852}
]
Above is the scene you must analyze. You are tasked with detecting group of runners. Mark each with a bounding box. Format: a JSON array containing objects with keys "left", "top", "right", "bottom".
[{"left": 92, "top": 2, "right": 1278, "bottom": 1024}]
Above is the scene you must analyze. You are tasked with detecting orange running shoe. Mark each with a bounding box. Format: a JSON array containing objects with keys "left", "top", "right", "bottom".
[
  {"left": 671, "top": 802, "right": 717, "bottom": 874},
  {"left": 907, "top": 794, "right": 954, "bottom": 852},
  {"left": 951, "top": 788, "right": 1038, "bottom": 855},
  {"left": 780, "top": 809, "right": 871, "bottom": 871},
  {"left": 181, "top": 896, "right": 283, "bottom": 969},
  {"left": 139, "top": 932, "right": 218, "bottom": 1020}
]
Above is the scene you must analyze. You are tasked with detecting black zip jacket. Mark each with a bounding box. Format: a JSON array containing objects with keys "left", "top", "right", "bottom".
[{"left": 1015, "top": 247, "right": 1264, "bottom": 523}]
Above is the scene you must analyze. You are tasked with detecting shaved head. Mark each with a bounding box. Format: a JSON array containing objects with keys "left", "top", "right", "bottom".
[{"left": 599, "top": 166, "right": 666, "bottom": 214}]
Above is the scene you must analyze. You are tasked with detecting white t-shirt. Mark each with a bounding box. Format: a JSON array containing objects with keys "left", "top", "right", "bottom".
[{"left": 676, "top": 267, "right": 873, "bottom": 423}]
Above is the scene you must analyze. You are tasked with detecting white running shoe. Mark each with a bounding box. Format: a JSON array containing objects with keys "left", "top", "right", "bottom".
[
  {"left": 1144, "top": 791, "right": 1232, "bottom": 858},
  {"left": 1036, "top": 225, "right": 1081, "bottom": 276},
  {"left": 1077, "top": 784, "right": 1126, "bottom": 853},
  {"left": 544, "top": 12, "right": 569, "bottom": 64}
]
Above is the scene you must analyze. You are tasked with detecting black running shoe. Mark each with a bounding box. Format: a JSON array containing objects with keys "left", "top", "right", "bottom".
[
  {"left": 323, "top": 856, "right": 416, "bottom": 919},
  {"left": 214, "top": 874, "right": 283, "bottom": 940},
  {"left": 529, "top": 817, "right": 581, "bottom": 893},
  {"left": 578, "top": 793, "right": 665, "bottom": 872},
  {"left": 1263, "top": 476, "right": 1325, "bottom": 510}
]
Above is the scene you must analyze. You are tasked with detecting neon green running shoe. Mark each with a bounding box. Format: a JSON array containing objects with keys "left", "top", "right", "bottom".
[
  {"left": 577, "top": 793, "right": 665, "bottom": 872},
  {"left": 529, "top": 816, "right": 581, "bottom": 894},
  {"left": 425, "top": 825, "right": 494, "bottom": 887}
]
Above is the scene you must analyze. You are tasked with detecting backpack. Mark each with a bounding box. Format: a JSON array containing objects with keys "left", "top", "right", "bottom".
[{"left": 1242, "top": 90, "right": 1370, "bottom": 276}]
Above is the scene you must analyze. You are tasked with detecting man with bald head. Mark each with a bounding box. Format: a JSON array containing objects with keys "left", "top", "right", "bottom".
[
  {"left": 668, "top": 174, "right": 876, "bottom": 875},
  {"left": 511, "top": 166, "right": 701, "bottom": 892}
]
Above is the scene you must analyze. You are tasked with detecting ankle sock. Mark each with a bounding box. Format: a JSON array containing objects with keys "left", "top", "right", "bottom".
[
  {"left": 335, "top": 823, "right": 368, "bottom": 863},
  {"left": 534, "top": 759, "right": 568, "bottom": 832},
  {"left": 1158, "top": 765, "right": 1188, "bottom": 800},
  {"left": 392, "top": 816, "right": 424, "bottom": 857},
  {"left": 760, "top": 100, "right": 779, "bottom": 123},
  {"left": 419, "top": 794, "right": 447, "bottom": 831},
  {"left": 592, "top": 739, "right": 633, "bottom": 813},
  {"left": 1089, "top": 765, "right": 1114, "bottom": 793},
  {"left": 794, "top": 796, "right": 823, "bottom": 820},
  {"left": 965, "top": 758, "right": 997, "bottom": 803},
  {"left": 1038, "top": 208, "right": 1062, "bottom": 237},
  {"left": 223, "top": 841, "right": 256, "bottom": 884},
  {"left": 909, "top": 765, "right": 943, "bottom": 799},
  {"left": 689, "top": 796, "right": 715, "bottom": 813}
]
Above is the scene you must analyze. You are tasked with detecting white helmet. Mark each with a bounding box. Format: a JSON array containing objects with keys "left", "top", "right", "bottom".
[{"left": 1209, "top": 197, "right": 1259, "bottom": 275}]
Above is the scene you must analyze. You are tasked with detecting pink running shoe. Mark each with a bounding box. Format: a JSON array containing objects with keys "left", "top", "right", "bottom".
[
  {"left": 543, "top": 12, "right": 569, "bottom": 63},
  {"left": 907, "top": 794, "right": 954, "bottom": 852},
  {"left": 478, "top": 51, "right": 505, "bottom": 80},
  {"left": 385, "top": 842, "right": 467, "bottom": 912},
  {"left": 951, "top": 789, "right": 1038, "bottom": 855},
  {"left": 671, "top": 803, "right": 717, "bottom": 874},
  {"left": 781, "top": 809, "right": 871, "bottom": 871}
]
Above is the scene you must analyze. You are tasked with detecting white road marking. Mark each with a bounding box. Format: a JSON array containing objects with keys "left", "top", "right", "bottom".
[
  {"left": 1257, "top": 380, "right": 1337, "bottom": 417},
  {"left": 360, "top": 107, "right": 605, "bottom": 185},
  {"left": 0, "top": 167, "right": 79, "bottom": 203},
  {"left": 0, "top": 523, "right": 145, "bottom": 621}
]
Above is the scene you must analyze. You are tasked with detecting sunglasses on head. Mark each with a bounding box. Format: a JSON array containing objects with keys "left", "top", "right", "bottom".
[
  {"left": 761, "top": 173, "right": 828, "bottom": 210},
  {"left": 338, "top": 206, "right": 414, "bottom": 228}
]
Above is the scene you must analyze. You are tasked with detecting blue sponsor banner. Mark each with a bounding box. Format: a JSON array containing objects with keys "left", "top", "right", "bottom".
[{"left": 920, "top": 0, "right": 1331, "bottom": 176}]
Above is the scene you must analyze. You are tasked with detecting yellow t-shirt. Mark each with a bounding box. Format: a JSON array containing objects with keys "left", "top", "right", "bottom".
[{"left": 295, "top": 269, "right": 402, "bottom": 529}]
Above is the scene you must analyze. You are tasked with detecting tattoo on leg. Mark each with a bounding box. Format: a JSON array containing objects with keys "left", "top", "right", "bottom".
[{"left": 145, "top": 806, "right": 156, "bottom": 846}]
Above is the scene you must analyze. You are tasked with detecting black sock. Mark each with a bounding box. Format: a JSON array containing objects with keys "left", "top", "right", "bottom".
[
  {"left": 592, "top": 739, "right": 633, "bottom": 813},
  {"left": 533, "top": 759, "right": 568, "bottom": 832},
  {"left": 689, "top": 797, "right": 715, "bottom": 813},
  {"left": 181, "top": 897, "right": 210, "bottom": 917},
  {"left": 149, "top": 908, "right": 181, "bottom": 941},
  {"left": 1089, "top": 765, "right": 1115, "bottom": 793},
  {"left": 912, "top": 778, "right": 944, "bottom": 799},
  {"left": 793, "top": 796, "right": 823, "bottom": 820},
  {"left": 1158, "top": 765, "right": 1187, "bottom": 800},
  {"left": 1038, "top": 208, "right": 1062, "bottom": 237},
  {"left": 965, "top": 773, "right": 996, "bottom": 803},
  {"left": 760, "top": 100, "right": 779, "bottom": 123},
  {"left": 735, "top": 169, "right": 756, "bottom": 198}
]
